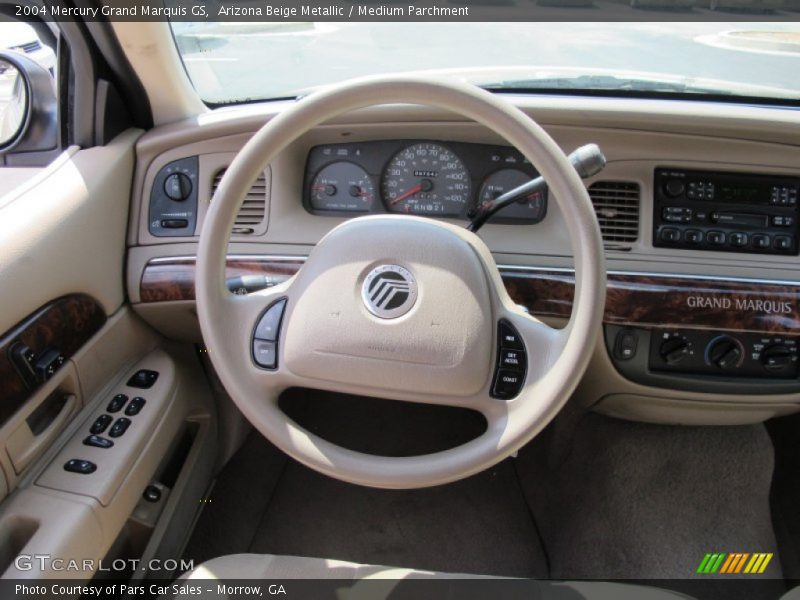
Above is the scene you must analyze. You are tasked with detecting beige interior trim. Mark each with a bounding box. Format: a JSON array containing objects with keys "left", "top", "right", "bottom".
[
  {"left": 0, "top": 131, "right": 140, "bottom": 332},
  {"left": 110, "top": 22, "right": 208, "bottom": 126}
]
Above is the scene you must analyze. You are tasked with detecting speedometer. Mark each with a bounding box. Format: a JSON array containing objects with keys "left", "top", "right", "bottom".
[{"left": 381, "top": 143, "right": 471, "bottom": 216}]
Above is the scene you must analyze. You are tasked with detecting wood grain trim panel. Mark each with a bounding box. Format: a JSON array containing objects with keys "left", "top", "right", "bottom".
[
  {"left": 138, "top": 257, "right": 800, "bottom": 334},
  {"left": 504, "top": 269, "right": 800, "bottom": 334},
  {"left": 0, "top": 295, "right": 106, "bottom": 425},
  {"left": 139, "top": 257, "right": 305, "bottom": 303}
]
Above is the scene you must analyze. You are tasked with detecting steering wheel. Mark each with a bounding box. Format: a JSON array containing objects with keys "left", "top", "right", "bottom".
[{"left": 196, "top": 76, "right": 606, "bottom": 489}]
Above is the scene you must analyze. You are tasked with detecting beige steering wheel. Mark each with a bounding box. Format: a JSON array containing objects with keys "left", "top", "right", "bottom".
[{"left": 196, "top": 76, "right": 606, "bottom": 489}]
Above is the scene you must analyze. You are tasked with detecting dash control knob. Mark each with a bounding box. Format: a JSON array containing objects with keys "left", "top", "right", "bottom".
[
  {"left": 761, "top": 344, "right": 794, "bottom": 373},
  {"left": 707, "top": 336, "right": 744, "bottom": 370},
  {"left": 164, "top": 172, "right": 192, "bottom": 201},
  {"left": 659, "top": 335, "right": 691, "bottom": 365}
]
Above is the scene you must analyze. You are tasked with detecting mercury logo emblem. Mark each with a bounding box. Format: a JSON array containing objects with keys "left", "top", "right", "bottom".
[{"left": 362, "top": 265, "right": 418, "bottom": 319}]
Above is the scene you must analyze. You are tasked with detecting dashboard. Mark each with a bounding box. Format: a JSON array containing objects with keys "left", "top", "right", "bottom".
[
  {"left": 127, "top": 95, "right": 800, "bottom": 427},
  {"left": 303, "top": 140, "right": 546, "bottom": 223}
]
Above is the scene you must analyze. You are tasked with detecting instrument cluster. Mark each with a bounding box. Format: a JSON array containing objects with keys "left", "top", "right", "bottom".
[{"left": 304, "top": 140, "right": 547, "bottom": 224}]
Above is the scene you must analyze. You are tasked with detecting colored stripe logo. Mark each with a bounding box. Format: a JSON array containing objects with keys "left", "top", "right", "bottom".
[{"left": 697, "top": 553, "right": 773, "bottom": 574}]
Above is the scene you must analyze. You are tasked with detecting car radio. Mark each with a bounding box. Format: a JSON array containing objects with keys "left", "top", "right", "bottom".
[{"left": 653, "top": 168, "right": 799, "bottom": 255}]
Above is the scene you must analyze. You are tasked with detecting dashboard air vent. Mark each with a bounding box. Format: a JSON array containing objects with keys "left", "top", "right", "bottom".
[
  {"left": 588, "top": 181, "right": 641, "bottom": 249},
  {"left": 212, "top": 168, "right": 267, "bottom": 234}
]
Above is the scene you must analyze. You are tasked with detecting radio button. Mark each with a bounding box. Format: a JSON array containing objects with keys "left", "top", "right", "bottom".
[
  {"left": 774, "top": 235, "right": 794, "bottom": 251},
  {"left": 772, "top": 215, "right": 795, "bottom": 228},
  {"left": 706, "top": 231, "right": 726, "bottom": 246},
  {"left": 664, "top": 179, "right": 685, "bottom": 198},
  {"left": 684, "top": 230, "right": 703, "bottom": 244},
  {"left": 729, "top": 232, "right": 748, "bottom": 247},
  {"left": 752, "top": 234, "right": 771, "bottom": 249},
  {"left": 659, "top": 228, "right": 681, "bottom": 243}
]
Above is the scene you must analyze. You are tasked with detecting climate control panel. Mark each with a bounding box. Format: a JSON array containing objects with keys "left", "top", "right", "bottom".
[
  {"left": 649, "top": 329, "right": 799, "bottom": 378},
  {"left": 605, "top": 324, "right": 800, "bottom": 394}
]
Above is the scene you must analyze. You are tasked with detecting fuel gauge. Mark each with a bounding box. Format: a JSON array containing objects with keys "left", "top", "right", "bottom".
[
  {"left": 309, "top": 162, "right": 375, "bottom": 213},
  {"left": 478, "top": 168, "right": 547, "bottom": 223}
]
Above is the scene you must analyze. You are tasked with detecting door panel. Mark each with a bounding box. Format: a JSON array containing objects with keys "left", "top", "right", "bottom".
[
  {"left": 0, "top": 130, "right": 138, "bottom": 495},
  {"left": 0, "top": 129, "right": 140, "bottom": 332}
]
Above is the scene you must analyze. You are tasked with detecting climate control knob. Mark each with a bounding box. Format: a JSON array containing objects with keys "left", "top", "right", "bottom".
[
  {"left": 761, "top": 344, "right": 795, "bottom": 373},
  {"left": 706, "top": 336, "right": 744, "bottom": 370},
  {"left": 659, "top": 335, "right": 691, "bottom": 365}
]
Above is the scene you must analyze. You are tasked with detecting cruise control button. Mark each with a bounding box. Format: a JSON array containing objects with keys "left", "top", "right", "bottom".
[
  {"left": 64, "top": 459, "right": 96, "bottom": 474},
  {"left": 90, "top": 414, "right": 113, "bottom": 435},
  {"left": 107, "top": 394, "right": 128, "bottom": 413},
  {"left": 109, "top": 418, "right": 131, "bottom": 438},
  {"left": 83, "top": 435, "right": 114, "bottom": 449},
  {"left": 500, "top": 349, "right": 526, "bottom": 370},
  {"left": 498, "top": 322, "right": 524, "bottom": 350},
  {"left": 253, "top": 341, "right": 277, "bottom": 368},
  {"left": 124, "top": 397, "right": 146, "bottom": 416},
  {"left": 493, "top": 370, "right": 524, "bottom": 400},
  {"left": 254, "top": 299, "right": 287, "bottom": 342}
]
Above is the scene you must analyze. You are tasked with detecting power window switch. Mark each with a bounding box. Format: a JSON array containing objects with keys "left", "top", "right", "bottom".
[
  {"left": 64, "top": 459, "right": 96, "bottom": 474},
  {"left": 90, "top": 414, "right": 113, "bottom": 435},
  {"left": 127, "top": 369, "right": 159, "bottom": 389},
  {"left": 109, "top": 418, "right": 131, "bottom": 438},
  {"left": 124, "top": 397, "right": 146, "bottom": 416},
  {"left": 83, "top": 435, "right": 114, "bottom": 449},
  {"left": 107, "top": 394, "right": 128, "bottom": 413}
]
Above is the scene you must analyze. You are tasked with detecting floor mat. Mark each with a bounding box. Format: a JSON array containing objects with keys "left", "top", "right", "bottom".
[
  {"left": 515, "top": 412, "right": 785, "bottom": 600},
  {"left": 183, "top": 390, "right": 548, "bottom": 577}
]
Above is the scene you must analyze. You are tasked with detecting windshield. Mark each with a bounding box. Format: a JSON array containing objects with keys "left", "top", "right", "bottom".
[{"left": 171, "top": 22, "right": 800, "bottom": 104}]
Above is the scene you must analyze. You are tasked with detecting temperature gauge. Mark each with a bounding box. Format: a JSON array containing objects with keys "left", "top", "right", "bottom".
[{"left": 309, "top": 162, "right": 375, "bottom": 213}]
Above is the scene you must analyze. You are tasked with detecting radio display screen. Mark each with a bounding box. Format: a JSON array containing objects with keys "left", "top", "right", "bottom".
[{"left": 718, "top": 183, "right": 772, "bottom": 204}]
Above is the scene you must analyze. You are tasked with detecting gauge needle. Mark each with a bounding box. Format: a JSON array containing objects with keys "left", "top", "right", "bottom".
[{"left": 390, "top": 184, "right": 423, "bottom": 205}]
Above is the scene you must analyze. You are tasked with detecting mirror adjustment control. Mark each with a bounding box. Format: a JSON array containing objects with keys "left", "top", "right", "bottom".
[
  {"left": 64, "top": 459, "right": 96, "bottom": 474},
  {"left": 34, "top": 349, "right": 65, "bottom": 382},
  {"left": 107, "top": 394, "right": 128, "bottom": 413},
  {"left": 90, "top": 414, "right": 113, "bottom": 435},
  {"left": 124, "top": 397, "right": 146, "bottom": 416},
  {"left": 127, "top": 369, "right": 159, "bottom": 389},
  {"left": 83, "top": 435, "right": 114, "bottom": 449},
  {"left": 491, "top": 320, "right": 527, "bottom": 400},
  {"left": 109, "top": 418, "right": 131, "bottom": 438}
]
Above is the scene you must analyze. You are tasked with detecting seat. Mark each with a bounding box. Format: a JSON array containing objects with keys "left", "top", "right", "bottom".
[{"left": 180, "top": 554, "right": 696, "bottom": 599}]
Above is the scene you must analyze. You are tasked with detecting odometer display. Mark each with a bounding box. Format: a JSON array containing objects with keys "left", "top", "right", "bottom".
[{"left": 381, "top": 143, "right": 470, "bottom": 216}]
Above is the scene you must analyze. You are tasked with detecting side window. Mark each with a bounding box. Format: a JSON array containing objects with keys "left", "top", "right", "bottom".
[{"left": 0, "top": 19, "right": 59, "bottom": 169}]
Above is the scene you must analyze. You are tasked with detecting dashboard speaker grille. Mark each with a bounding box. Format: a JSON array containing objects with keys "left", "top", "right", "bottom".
[
  {"left": 212, "top": 168, "right": 267, "bottom": 234},
  {"left": 588, "top": 181, "right": 641, "bottom": 249}
]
